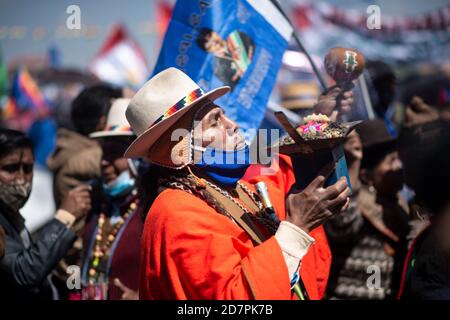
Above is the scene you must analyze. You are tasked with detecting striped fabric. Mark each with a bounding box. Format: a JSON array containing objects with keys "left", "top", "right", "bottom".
[
  {"left": 150, "top": 88, "right": 204, "bottom": 127},
  {"left": 227, "top": 31, "right": 250, "bottom": 74},
  {"left": 105, "top": 124, "right": 132, "bottom": 133},
  {"left": 3, "top": 67, "right": 49, "bottom": 119}
]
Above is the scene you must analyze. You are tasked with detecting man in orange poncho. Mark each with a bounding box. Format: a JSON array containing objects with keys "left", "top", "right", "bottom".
[{"left": 124, "top": 67, "right": 354, "bottom": 300}]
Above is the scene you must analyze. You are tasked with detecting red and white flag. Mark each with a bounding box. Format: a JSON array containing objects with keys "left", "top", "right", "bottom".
[
  {"left": 156, "top": 0, "right": 173, "bottom": 41},
  {"left": 89, "top": 24, "right": 148, "bottom": 88}
]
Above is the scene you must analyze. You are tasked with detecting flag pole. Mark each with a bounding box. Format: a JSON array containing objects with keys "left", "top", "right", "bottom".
[{"left": 269, "top": 0, "right": 327, "bottom": 90}]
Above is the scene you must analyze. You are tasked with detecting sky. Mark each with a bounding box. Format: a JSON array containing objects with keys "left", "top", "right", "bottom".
[
  {"left": 0, "top": 0, "right": 161, "bottom": 69},
  {"left": 0, "top": 0, "right": 449, "bottom": 71}
]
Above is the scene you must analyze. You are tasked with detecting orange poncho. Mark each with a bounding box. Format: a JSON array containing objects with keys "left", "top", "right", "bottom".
[
  {"left": 244, "top": 154, "right": 331, "bottom": 299},
  {"left": 140, "top": 154, "right": 331, "bottom": 300}
]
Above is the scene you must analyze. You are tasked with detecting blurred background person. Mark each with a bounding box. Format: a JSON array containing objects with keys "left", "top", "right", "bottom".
[
  {"left": 397, "top": 96, "right": 442, "bottom": 241},
  {"left": 325, "top": 119, "right": 410, "bottom": 299},
  {"left": 366, "top": 61, "right": 396, "bottom": 118},
  {"left": 46, "top": 84, "right": 122, "bottom": 297},
  {"left": 47, "top": 84, "right": 123, "bottom": 207},
  {"left": 78, "top": 99, "right": 142, "bottom": 300},
  {"left": 0, "top": 225, "right": 5, "bottom": 259},
  {"left": 0, "top": 128, "right": 91, "bottom": 299},
  {"left": 396, "top": 86, "right": 450, "bottom": 299},
  {"left": 398, "top": 125, "right": 450, "bottom": 299}
]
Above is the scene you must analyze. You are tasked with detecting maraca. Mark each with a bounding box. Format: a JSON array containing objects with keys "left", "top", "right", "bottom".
[
  {"left": 323, "top": 47, "right": 365, "bottom": 114},
  {"left": 324, "top": 47, "right": 365, "bottom": 89}
]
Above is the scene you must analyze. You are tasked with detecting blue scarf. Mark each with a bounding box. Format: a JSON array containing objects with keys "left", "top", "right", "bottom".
[{"left": 193, "top": 145, "right": 251, "bottom": 187}]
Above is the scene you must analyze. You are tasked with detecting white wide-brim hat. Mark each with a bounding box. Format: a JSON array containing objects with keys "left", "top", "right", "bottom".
[
  {"left": 89, "top": 98, "right": 135, "bottom": 138},
  {"left": 124, "top": 67, "right": 229, "bottom": 159}
]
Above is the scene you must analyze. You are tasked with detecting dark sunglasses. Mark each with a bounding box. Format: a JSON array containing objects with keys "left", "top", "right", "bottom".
[{"left": 0, "top": 163, "right": 34, "bottom": 174}]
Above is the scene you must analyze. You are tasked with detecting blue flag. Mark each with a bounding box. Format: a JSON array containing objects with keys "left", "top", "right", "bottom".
[{"left": 153, "top": 0, "right": 292, "bottom": 140}]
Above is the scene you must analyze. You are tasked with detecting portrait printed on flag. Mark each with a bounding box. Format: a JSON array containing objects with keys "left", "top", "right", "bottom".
[
  {"left": 153, "top": 0, "right": 292, "bottom": 139},
  {"left": 196, "top": 28, "right": 255, "bottom": 91}
]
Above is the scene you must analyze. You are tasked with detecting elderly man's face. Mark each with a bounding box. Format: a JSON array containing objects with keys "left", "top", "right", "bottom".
[{"left": 192, "top": 103, "right": 245, "bottom": 151}]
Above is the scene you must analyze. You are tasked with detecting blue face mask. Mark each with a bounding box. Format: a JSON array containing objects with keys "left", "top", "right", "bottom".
[
  {"left": 102, "top": 170, "right": 135, "bottom": 198},
  {"left": 193, "top": 144, "right": 251, "bottom": 187}
]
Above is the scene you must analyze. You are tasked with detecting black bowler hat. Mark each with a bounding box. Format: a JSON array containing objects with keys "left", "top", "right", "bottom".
[{"left": 357, "top": 119, "right": 397, "bottom": 170}]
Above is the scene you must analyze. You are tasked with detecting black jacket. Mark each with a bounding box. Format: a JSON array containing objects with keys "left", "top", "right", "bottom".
[
  {"left": 0, "top": 202, "right": 76, "bottom": 299},
  {"left": 401, "top": 226, "right": 450, "bottom": 300},
  {"left": 0, "top": 225, "right": 5, "bottom": 258}
]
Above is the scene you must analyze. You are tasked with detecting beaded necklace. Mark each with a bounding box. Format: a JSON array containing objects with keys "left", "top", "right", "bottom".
[{"left": 87, "top": 199, "right": 138, "bottom": 282}]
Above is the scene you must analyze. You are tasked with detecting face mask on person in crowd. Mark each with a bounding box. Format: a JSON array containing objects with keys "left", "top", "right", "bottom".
[
  {"left": 192, "top": 144, "right": 251, "bottom": 188},
  {"left": 379, "top": 168, "right": 404, "bottom": 196},
  {"left": 0, "top": 180, "right": 32, "bottom": 212},
  {"left": 102, "top": 170, "right": 135, "bottom": 198}
]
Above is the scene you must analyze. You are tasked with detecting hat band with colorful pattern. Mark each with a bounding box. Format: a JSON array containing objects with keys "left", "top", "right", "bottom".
[
  {"left": 150, "top": 88, "right": 205, "bottom": 128},
  {"left": 105, "top": 124, "right": 133, "bottom": 133}
]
